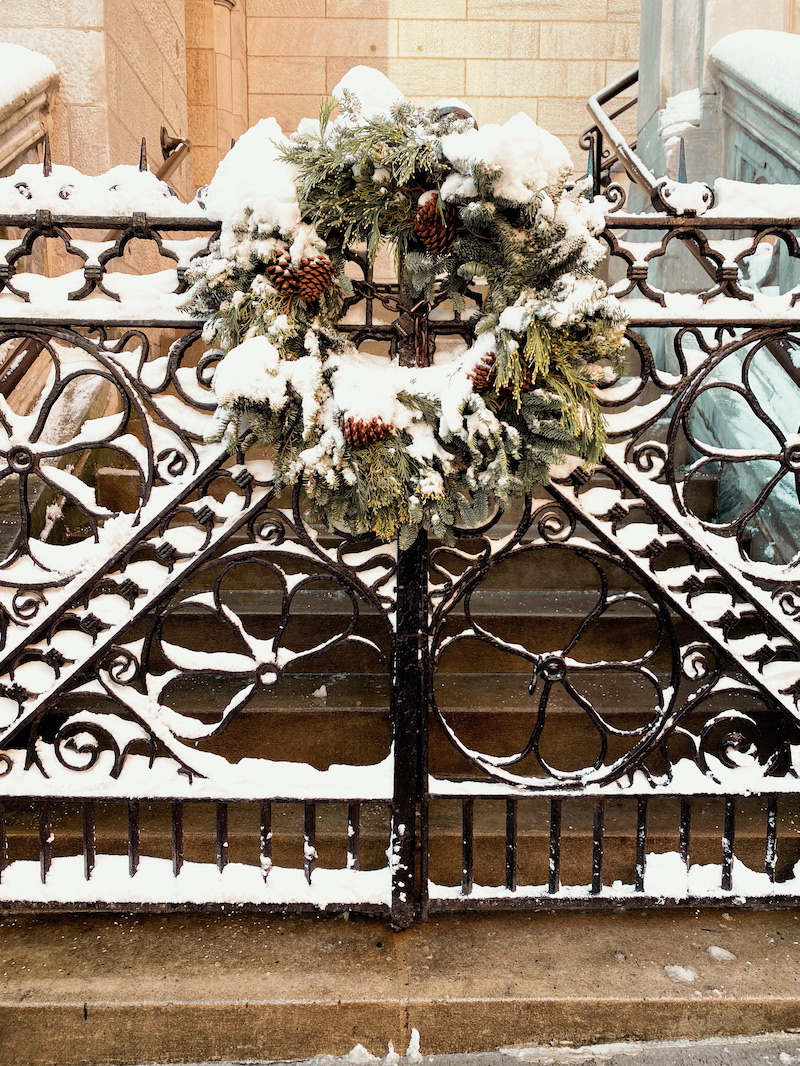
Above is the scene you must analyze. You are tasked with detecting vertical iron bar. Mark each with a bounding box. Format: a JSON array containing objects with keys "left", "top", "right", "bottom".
[
  {"left": 722, "top": 798, "right": 736, "bottom": 892},
  {"left": 216, "top": 802, "right": 229, "bottom": 872},
  {"left": 128, "top": 801, "right": 140, "bottom": 877},
  {"left": 635, "top": 798, "right": 648, "bottom": 893},
  {"left": 304, "top": 802, "right": 316, "bottom": 885},
  {"left": 592, "top": 129, "right": 603, "bottom": 198},
  {"left": 38, "top": 801, "right": 52, "bottom": 884},
  {"left": 260, "top": 802, "right": 272, "bottom": 883},
  {"left": 419, "top": 795, "right": 430, "bottom": 921},
  {"left": 591, "top": 799, "right": 604, "bottom": 895},
  {"left": 548, "top": 798, "right": 562, "bottom": 894},
  {"left": 0, "top": 803, "right": 6, "bottom": 883},
  {"left": 765, "top": 796, "right": 778, "bottom": 884},
  {"left": 679, "top": 798, "right": 692, "bottom": 869},
  {"left": 461, "top": 798, "right": 474, "bottom": 896},
  {"left": 347, "top": 801, "right": 361, "bottom": 871},
  {"left": 83, "top": 801, "right": 95, "bottom": 881},
  {"left": 505, "top": 798, "right": 517, "bottom": 893},
  {"left": 390, "top": 526, "right": 426, "bottom": 928},
  {"left": 172, "top": 801, "right": 184, "bottom": 877}
]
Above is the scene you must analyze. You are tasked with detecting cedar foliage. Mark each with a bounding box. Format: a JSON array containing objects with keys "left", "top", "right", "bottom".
[{"left": 185, "top": 85, "right": 627, "bottom": 544}]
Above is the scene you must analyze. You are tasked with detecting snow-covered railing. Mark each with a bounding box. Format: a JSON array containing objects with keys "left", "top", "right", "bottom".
[
  {"left": 0, "top": 45, "right": 58, "bottom": 177},
  {"left": 0, "top": 151, "right": 800, "bottom": 922}
]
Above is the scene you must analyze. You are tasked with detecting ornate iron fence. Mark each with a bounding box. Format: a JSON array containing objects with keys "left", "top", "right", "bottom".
[{"left": 0, "top": 168, "right": 799, "bottom": 927}]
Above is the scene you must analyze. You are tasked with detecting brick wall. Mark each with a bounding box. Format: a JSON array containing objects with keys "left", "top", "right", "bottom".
[{"left": 246, "top": 0, "right": 641, "bottom": 171}]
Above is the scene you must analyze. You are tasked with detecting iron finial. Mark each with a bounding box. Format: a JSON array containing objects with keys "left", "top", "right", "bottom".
[
  {"left": 42, "top": 133, "right": 52, "bottom": 177},
  {"left": 139, "top": 138, "right": 148, "bottom": 172},
  {"left": 677, "top": 137, "right": 687, "bottom": 184}
]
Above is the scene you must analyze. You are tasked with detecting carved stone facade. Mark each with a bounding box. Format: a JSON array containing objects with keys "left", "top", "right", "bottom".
[{"left": 0, "top": 1, "right": 641, "bottom": 191}]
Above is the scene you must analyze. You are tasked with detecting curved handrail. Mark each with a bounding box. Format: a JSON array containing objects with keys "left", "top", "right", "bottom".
[{"left": 584, "top": 66, "right": 660, "bottom": 196}]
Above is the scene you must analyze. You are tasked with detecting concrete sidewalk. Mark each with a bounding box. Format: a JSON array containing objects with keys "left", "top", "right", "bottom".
[
  {"left": 3, "top": 908, "right": 800, "bottom": 1065},
  {"left": 133, "top": 1034, "right": 800, "bottom": 1066}
]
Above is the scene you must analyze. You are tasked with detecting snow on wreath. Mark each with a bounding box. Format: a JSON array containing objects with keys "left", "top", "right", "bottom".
[{"left": 184, "top": 66, "right": 627, "bottom": 546}]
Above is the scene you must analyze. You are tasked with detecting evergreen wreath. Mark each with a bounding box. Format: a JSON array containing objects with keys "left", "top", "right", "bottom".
[{"left": 184, "top": 67, "right": 627, "bottom": 547}]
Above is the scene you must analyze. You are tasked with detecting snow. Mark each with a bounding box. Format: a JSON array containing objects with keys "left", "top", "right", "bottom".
[
  {"left": 707, "top": 178, "right": 800, "bottom": 219},
  {"left": 0, "top": 162, "right": 204, "bottom": 219},
  {"left": 711, "top": 30, "right": 800, "bottom": 120},
  {"left": 0, "top": 854, "right": 391, "bottom": 907},
  {"left": 203, "top": 118, "right": 306, "bottom": 249},
  {"left": 2, "top": 745, "right": 394, "bottom": 801},
  {"left": 0, "top": 269, "right": 204, "bottom": 326},
  {"left": 429, "top": 851, "right": 800, "bottom": 903},
  {"left": 0, "top": 43, "right": 57, "bottom": 113},
  {"left": 655, "top": 179, "right": 715, "bottom": 216},
  {"left": 332, "top": 66, "right": 404, "bottom": 121},
  {"left": 663, "top": 964, "right": 696, "bottom": 983},
  {"left": 707, "top": 945, "right": 736, "bottom": 961},
  {"left": 659, "top": 88, "right": 702, "bottom": 151},
  {"left": 441, "top": 112, "right": 572, "bottom": 204}
]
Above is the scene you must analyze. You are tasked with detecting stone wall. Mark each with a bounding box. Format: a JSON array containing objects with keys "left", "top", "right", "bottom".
[
  {"left": 186, "top": 0, "right": 249, "bottom": 187},
  {"left": 245, "top": 0, "right": 640, "bottom": 171},
  {"left": 104, "top": 0, "right": 192, "bottom": 197},
  {"left": 0, "top": 0, "right": 192, "bottom": 197}
]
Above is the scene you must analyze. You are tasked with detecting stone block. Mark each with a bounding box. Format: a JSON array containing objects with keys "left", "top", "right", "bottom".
[
  {"left": 248, "top": 92, "right": 324, "bottom": 132},
  {"left": 188, "top": 104, "right": 217, "bottom": 147},
  {"left": 398, "top": 20, "right": 539, "bottom": 60},
  {"left": 248, "top": 56, "right": 326, "bottom": 96},
  {"left": 67, "top": 0, "right": 103, "bottom": 28},
  {"left": 537, "top": 96, "right": 594, "bottom": 135},
  {"left": 466, "top": 58, "right": 605, "bottom": 98},
  {"left": 540, "top": 21, "right": 639, "bottom": 61},
  {"left": 0, "top": 0, "right": 70, "bottom": 28},
  {"left": 0, "top": 28, "right": 106, "bottom": 106},
  {"left": 248, "top": 18, "right": 398, "bottom": 58},
  {"left": 213, "top": 1, "right": 232, "bottom": 58},
  {"left": 327, "top": 0, "right": 466, "bottom": 17},
  {"left": 68, "top": 103, "right": 111, "bottom": 173},
  {"left": 467, "top": 0, "right": 606, "bottom": 19},
  {"left": 216, "top": 108, "right": 234, "bottom": 153},
  {"left": 246, "top": 0, "right": 326, "bottom": 16},
  {"left": 465, "top": 95, "right": 539, "bottom": 125},
  {"left": 131, "top": 0, "right": 187, "bottom": 84},
  {"left": 190, "top": 143, "right": 219, "bottom": 187},
  {"left": 162, "top": 62, "right": 189, "bottom": 133},
  {"left": 231, "top": 59, "right": 248, "bottom": 120},
  {"left": 185, "top": 0, "right": 214, "bottom": 50},
  {"left": 607, "top": 0, "right": 641, "bottom": 20},
  {"left": 105, "top": 0, "right": 164, "bottom": 98},
  {"left": 215, "top": 53, "right": 233, "bottom": 114},
  {"left": 187, "top": 48, "right": 216, "bottom": 107},
  {"left": 605, "top": 59, "right": 638, "bottom": 83},
  {"left": 324, "top": 57, "right": 466, "bottom": 97},
  {"left": 231, "top": 7, "right": 247, "bottom": 60}
]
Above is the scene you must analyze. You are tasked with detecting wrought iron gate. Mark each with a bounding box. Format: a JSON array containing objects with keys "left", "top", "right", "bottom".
[{"left": 1, "top": 167, "right": 800, "bottom": 928}]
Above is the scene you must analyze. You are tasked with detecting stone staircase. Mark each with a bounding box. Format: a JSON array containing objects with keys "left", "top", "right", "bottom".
[{"left": 3, "top": 477, "right": 800, "bottom": 1065}]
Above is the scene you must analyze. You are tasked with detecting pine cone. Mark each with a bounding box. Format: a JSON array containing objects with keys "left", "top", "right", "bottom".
[
  {"left": 297, "top": 254, "right": 335, "bottom": 301},
  {"left": 343, "top": 416, "right": 393, "bottom": 446},
  {"left": 414, "top": 193, "right": 458, "bottom": 254},
  {"left": 265, "top": 251, "right": 299, "bottom": 297},
  {"left": 469, "top": 352, "right": 536, "bottom": 396},
  {"left": 468, "top": 352, "right": 496, "bottom": 392}
]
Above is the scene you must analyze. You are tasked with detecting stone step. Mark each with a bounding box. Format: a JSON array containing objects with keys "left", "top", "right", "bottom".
[{"left": 0, "top": 906, "right": 798, "bottom": 1066}]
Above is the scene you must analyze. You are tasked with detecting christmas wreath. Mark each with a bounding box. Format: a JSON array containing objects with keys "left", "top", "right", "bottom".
[{"left": 185, "top": 67, "right": 626, "bottom": 546}]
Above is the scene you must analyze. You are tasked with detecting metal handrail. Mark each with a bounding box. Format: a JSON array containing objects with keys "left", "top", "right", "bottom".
[
  {"left": 585, "top": 67, "right": 800, "bottom": 390},
  {"left": 584, "top": 66, "right": 658, "bottom": 196}
]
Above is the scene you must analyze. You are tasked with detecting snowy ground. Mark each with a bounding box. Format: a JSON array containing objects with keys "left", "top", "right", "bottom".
[{"left": 124, "top": 1033, "right": 800, "bottom": 1066}]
